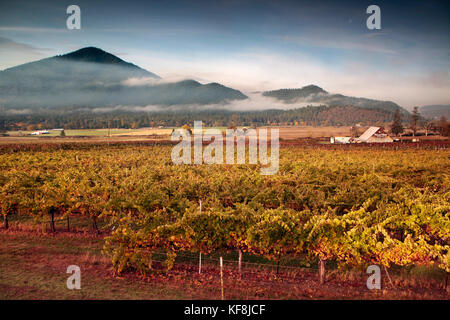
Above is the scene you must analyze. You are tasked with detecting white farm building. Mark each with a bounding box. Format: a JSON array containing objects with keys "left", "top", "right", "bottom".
[
  {"left": 358, "top": 127, "right": 393, "bottom": 143},
  {"left": 31, "top": 130, "right": 49, "bottom": 135},
  {"left": 330, "top": 136, "right": 353, "bottom": 144}
]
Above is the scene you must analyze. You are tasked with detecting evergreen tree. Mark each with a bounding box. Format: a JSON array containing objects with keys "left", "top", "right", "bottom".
[
  {"left": 410, "top": 107, "right": 420, "bottom": 136},
  {"left": 439, "top": 116, "right": 448, "bottom": 136},
  {"left": 390, "top": 109, "right": 403, "bottom": 136}
]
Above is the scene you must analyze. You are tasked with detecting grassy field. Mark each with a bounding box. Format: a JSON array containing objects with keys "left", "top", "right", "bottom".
[
  {"left": 112, "top": 128, "right": 174, "bottom": 136},
  {"left": 7, "top": 128, "right": 140, "bottom": 137},
  {"left": 3, "top": 126, "right": 448, "bottom": 144},
  {"left": 5, "top": 126, "right": 351, "bottom": 138}
]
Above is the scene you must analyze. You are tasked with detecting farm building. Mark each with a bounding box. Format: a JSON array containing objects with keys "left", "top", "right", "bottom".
[
  {"left": 31, "top": 130, "right": 49, "bottom": 135},
  {"left": 358, "top": 127, "right": 393, "bottom": 143},
  {"left": 330, "top": 136, "right": 353, "bottom": 144}
]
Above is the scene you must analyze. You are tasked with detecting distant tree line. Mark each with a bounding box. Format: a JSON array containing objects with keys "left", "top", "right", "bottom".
[{"left": 1, "top": 105, "right": 404, "bottom": 131}]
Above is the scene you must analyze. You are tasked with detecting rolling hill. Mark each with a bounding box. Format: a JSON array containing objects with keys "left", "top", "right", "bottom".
[
  {"left": 419, "top": 105, "right": 450, "bottom": 119},
  {"left": 263, "top": 85, "right": 406, "bottom": 113},
  {"left": 0, "top": 47, "right": 247, "bottom": 110}
]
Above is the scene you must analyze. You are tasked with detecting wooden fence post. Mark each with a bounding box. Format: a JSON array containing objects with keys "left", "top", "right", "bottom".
[
  {"left": 276, "top": 252, "right": 281, "bottom": 275},
  {"left": 220, "top": 257, "right": 224, "bottom": 300},
  {"left": 319, "top": 258, "right": 326, "bottom": 284},
  {"left": 238, "top": 249, "right": 242, "bottom": 274},
  {"left": 198, "top": 201, "right": 202, "bottom": 275},
  {"left": 50, "top": 211, "right": 55, "bottom": 232},
  {"left": 199, "top": 252, "right": 202, "bottom": 274}
]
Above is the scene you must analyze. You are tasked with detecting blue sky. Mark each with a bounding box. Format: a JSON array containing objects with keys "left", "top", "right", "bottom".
[{"left": 0, "top": 0, "right": 449, "bottom": 109}]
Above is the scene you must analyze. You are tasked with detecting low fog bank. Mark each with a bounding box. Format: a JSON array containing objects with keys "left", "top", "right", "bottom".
[{"left": 90, "top": 92, "right": 323, "bottom": 113}]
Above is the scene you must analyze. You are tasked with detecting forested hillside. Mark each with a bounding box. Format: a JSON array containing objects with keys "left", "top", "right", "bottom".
[
  {"left": 263, "top": 85, "right": 406, "bottom": 113},
  {"left": 1, "top": 105, "right": 400, "bottom": 130}
]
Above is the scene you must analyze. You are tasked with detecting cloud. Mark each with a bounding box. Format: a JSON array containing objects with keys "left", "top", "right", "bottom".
[
  {"left": 0, "top": 27, "right": 67, "bottom": 33},
  {"left": 122, "top": 77, "right": 160, "bottom": 86},
  {"left": 0, "top": 37, "right": 50, "bottom": 52},
  {"left": 89, "top": 92, "right": 322, "bottom": 113},
  {"left": 91, "top": 105, "right": 164, "bottom": 113},
  {"left": 200, "top": 93, "right": 323, "bottom": 111},
  {"left": 122, "top": 76, "right": 196, "bottom": 86},
  {"left": 122, "top": 45, "right": 450, "bottom": 109},
  {"left": 281, "top": 34, "right": 397, "bottom": 55},
  {"left": 0, "top": 37, "right": 53, "bottom": 70},
  {"left": 419, "top": 71, "right": 450, "bottom": 88},
  {"left": 122, "top": 49, "right": 329, "bottom": 92},
  {"left": 4, "top": 108, "right": 33, "bottom": 115}
]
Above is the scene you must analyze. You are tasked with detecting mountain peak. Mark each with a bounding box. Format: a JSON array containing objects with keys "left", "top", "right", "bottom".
[
  {"left": 0, "top": 46, "right": 247, "bottom": 109},
  {"left": 300, "top": 84, "right": 328, "bottom": 94},
  {"left": 262, "top": 84, "right": 328, "bottom": 101},
  {"left": 52, "top": 46, "right": 161, "bottom": 79},
  {"left": 58, "top": 47, "right": 127, "bottom": 65}
]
